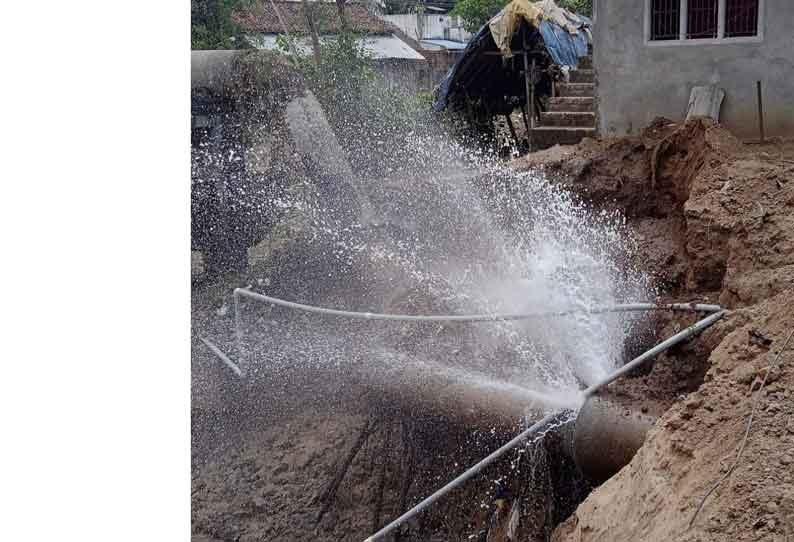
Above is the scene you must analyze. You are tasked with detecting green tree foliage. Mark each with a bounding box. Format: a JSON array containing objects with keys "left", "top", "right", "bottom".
[
  {"left": 277, "top": 31, "right": 374, "bottom": 122},
  {"left": 191, "top": 0, "right": 249, "bottom": 49},
  {"left": 450, "top": 0, "right": 508, "bottom": 33},
  {"left": 450, "top": 0, "right": 592, "bottom": 34},
  {"left": 557, "top": 0, "right": 592, "bottom": 17}
]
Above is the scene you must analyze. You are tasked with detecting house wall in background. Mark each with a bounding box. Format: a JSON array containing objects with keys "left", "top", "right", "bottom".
[
  {"left": 382, "top": 13, "right": 472, "bottom": 43},
  {"left": 594, "top": 0, "right": 794, "bottom": 138}
]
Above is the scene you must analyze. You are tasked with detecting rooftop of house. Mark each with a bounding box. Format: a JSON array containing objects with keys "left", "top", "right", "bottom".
[
  {"left": 388, "top": 0, "right": 456, "bottom": 12},
  {"left": 232, "top": 1, "right": 397, "bottom": 35}
]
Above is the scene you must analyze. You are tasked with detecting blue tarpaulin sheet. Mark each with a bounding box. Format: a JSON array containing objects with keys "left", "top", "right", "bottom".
[
  {"left": 539, "top": 20, "right": 579, "bottom": 66},
  {"left": 573, "top": 28, "right": 589, "bottom": 57}
]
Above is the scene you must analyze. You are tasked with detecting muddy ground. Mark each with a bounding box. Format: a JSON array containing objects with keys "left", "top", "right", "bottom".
[{"left": 192, "top": 119, "right": 794, "bottom": 541}]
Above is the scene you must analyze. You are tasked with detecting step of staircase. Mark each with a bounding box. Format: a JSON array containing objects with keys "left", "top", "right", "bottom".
[
  {"left": 532, "top": 126, "right": 596, "bottom": 148},
  {"left": 527, "top": 56, "right": 596, "bottom": 149},
  {"left": 539, "top": 111, "right": 596, "bottom": 128},
  {"left": 556, "top": 83, "right": 595, "bottom": 97},
  {"left": 568, "top": 69, "right": 595, "bottom": 84},
  {"left": 547, "top": 97, "right": 595, "bottom": 112}
]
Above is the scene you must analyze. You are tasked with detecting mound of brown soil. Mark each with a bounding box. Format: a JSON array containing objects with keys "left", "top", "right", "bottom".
[
  {"left": 553, "top": 293, "right": 794, "bottom": 542},
  {"left": 514, "top": 118, "right": 794, "bottom": 302},
  {"left": 516, "top": 119, "right": 794, "bottom": 542}
]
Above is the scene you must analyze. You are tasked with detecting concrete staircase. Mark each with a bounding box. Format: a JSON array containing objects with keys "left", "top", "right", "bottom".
[{"left": 533, "top": 56, "right": 596, "bottom": 149}]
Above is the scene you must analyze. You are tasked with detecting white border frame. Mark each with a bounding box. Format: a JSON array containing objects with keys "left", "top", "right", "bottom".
[{"left": 644, "top": 0, "right": 765, "bottom": 46}]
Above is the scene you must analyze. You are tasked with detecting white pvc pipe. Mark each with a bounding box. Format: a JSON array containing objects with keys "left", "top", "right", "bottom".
[
  {"left": 200, "top": 337, "right": 243, "bottom": 377},
  {"left": 234, "top": 288, "right": 721, "bottom": 323},
  {"left": 583, "top": 310, "right": 726, "bottom": 397}
]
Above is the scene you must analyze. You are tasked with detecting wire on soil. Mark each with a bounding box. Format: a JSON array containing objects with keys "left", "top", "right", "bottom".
[{"left": 688, "top": 328, "right": 794, "bottom": 529}]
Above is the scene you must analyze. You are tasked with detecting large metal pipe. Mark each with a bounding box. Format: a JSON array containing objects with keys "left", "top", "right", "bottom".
[
  {"left": 351, "top": 354, "right": 581, "bottom": 427},
  {"left": 191, "top": 50, "right": 246, "bottom": 93},
  {"left": 572, "top": 394, "right": 657, "bottom": 483}
]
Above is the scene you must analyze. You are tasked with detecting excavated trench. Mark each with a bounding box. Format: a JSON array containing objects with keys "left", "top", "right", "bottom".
[
  {"left": 192, "top": 301, "right": 696, "bottom": 542},
  {"left": 192, "top": 223, "right": 717, "bottom": 542},
  {"left": 192, "top": 52, "right": 789, "bottom": 541}
]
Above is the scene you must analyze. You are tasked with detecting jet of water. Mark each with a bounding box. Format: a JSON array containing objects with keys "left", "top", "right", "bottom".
[{"left": 202, "top": 82, "right": 655, "bottom": 421}]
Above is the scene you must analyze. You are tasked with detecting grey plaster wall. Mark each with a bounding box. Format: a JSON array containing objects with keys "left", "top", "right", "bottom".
[{"left": 593, "top": 0, "right": 794, "bottom": 138}]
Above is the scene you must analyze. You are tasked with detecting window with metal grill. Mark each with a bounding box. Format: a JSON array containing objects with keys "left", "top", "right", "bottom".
[
  {"left": 648, "top": 0, "right": 762, "bottom": 43},
  {"left": 687, "top": 0, "right": 718, "bottom": 39},
  {"left": 651, "top": 0, "right": 680, "bottom": 40},
  {"left": 725, "top": 0, "right": 759, "bottom": 37}
]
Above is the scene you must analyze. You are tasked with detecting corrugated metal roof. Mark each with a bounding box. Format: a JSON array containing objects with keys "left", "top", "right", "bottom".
[
  {"left": 247, "top": 33, "right": 426, "bottom": 60},
  {"left": 420, "top": 39, "right": 468, "bottom": 51},
  {"left": 364, "top": 35, "right": 426, "bottom": 60}
]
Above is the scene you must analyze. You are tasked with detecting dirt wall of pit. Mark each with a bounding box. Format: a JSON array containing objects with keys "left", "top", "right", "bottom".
[{"left": 514, "top": 119, "right": 794, "bottom": 542}]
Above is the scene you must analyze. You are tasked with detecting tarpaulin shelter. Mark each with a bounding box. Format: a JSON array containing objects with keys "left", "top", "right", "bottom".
[{"left": 432, "top": 0, "right": 591, "bottom": 118}]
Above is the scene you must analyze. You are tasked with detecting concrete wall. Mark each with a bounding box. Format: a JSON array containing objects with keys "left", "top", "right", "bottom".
[
  {"left": 382, "top": 13, "right": 471, "bottom": 42},
  {"left": 593, "top": 0, "right": 794, "bottom": 139},
  {"left": 372, "top": 59, "right": 430, "bottom": 95}
]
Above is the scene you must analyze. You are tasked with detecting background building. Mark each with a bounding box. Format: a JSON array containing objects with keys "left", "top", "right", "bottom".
[{"left": 593, "top": 0, "right": 793, "bottom": 138}]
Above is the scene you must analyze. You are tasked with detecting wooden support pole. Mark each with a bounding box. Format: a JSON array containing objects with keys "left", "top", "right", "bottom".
[
  {"left": 483, "top": 50, "right": 526, "bottom": 56},
  {"left": 505, "top": 113, "right": 520, "bottom": 148},
  {"left": 520, "top": 103, "right": 531, "bottom": 144},
  {"left": 757, "top": 80, "right": 765, "bottom": 144},
  {"left": 530, "top": 57, "right": 536, "bottom": 124},
  {"left": 523, "top": 51, "right": 533, "bottom": 152}
]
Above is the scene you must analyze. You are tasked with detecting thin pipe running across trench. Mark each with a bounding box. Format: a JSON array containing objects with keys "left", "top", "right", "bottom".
[
  {"left": 229, "top": 288, "right": 725, "bottom": 541},
  {"left": 233, "top": 288, "right": 721, "bottom": 323}
]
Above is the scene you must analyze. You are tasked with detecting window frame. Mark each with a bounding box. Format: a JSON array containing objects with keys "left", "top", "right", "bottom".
[
  {"left": 644, "top": 0, "right": 765, "bottom": 46},
  {"left": 649, "top": 0, "right": 681, "bottom": 41}
]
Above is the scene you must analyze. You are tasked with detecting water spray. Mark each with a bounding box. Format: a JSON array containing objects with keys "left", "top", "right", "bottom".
[{"left": 227, "top": 289, "right": 724, "bottom": 541}]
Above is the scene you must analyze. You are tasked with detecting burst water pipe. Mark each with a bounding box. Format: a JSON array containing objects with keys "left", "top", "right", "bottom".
[
  {"left": 571, "top": 394, "right": 659, "bottom": 483},
  {"left": 362, "top": 309, "right": 725, "bottom": 542},
  {"left": 229, "top": 289, "right": 724, "bottom": 541}
]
